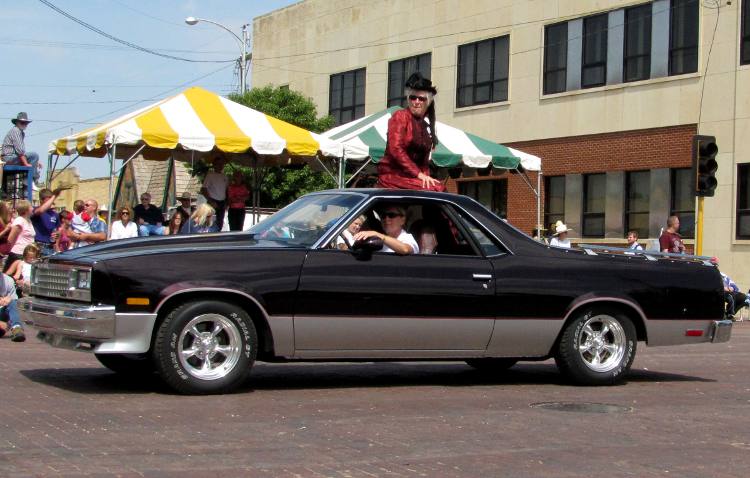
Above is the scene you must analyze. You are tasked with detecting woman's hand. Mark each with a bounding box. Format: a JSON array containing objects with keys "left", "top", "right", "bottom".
[
  {"left": 417, "top": 172, "right": 440, "bottom": 189},
  {"left": 352, "top": 230, "right": 385, "bottom": 242}
]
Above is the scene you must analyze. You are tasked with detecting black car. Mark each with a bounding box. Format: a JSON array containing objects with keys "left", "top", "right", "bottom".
[{"left": 19, "top": 189, "right": 732, "bottom": 394}]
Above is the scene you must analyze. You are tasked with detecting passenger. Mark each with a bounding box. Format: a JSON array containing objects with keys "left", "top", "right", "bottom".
[
  {"left": 549, "top": 221, "right": 572, "bottom": 249},
  {"left": 353, "top": 205, "right": 418, "bottom": 255},
  {"left": 54, "top": 211, "right": 73, "bottom": 252},
  {"left": 7, "top": 243, "right": 40, "bottom": 293},
  {"left": 3, "top": 200, "right": 35, "bottom": 273},
  {"left": 416, "top": 224, "right": 438, "bottom": 254},
  {"left": 180, "top": 203, "right": 219, "bottom": 234},
  {"left": 165, "top": 211, "right": 184, "bottom": 235},
  {"left": 110, "top": 207, "right": 139, "bottom": 240},
  {"left": 337, "top": 214, "right": 366, "bottom": 250}
]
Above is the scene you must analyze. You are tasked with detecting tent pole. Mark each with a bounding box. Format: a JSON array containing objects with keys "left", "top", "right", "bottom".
[
  {"left": 107, "top": 142, "right": 117, "bottom": 239},
  {"left": 537, "top": 171, "right": 542, "bottom": 242},
  {"left": 345, "top": 159, "right": 372, "bottom": 186},
  {"left": 114, "top": 144, "right": 146, "bottom": 176},
  {"left": 338, "top": 152, "right": 346, "bottom": 189},
  {"left": 46, "top": 153, "right": 53, "bottom": 187},
  {"left": 49, "top": 154, "right": 81, "bottom": 184}
]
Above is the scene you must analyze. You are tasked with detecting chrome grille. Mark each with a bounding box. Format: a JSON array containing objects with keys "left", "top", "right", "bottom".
[{"left": 31, "top": 263, "right": 91, "bottom": 302}]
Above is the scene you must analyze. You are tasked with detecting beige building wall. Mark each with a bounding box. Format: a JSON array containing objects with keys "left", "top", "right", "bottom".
[
  {"left": 49, "top": 167, "right": 116, "bottom": 215},
  {"left": 252, "top": 0, "right": 750, "bottom": 285}
]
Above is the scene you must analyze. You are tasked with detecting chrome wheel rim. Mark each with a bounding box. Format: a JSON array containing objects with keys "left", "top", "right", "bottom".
[
  {"left": 577, "top": 315, "right": 626, "bottom": 373},
  {"left": 177, "top": 313, "right": 242, "bottom": 381}
]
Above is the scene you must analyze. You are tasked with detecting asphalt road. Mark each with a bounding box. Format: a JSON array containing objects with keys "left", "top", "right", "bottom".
[{"left": 1, "top": 323, "right": 749, "bottom": 477}]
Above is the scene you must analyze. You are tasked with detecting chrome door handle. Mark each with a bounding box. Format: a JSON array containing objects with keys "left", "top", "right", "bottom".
[{"left": 472, "top": 273, "right": 493, "bottom": 281}]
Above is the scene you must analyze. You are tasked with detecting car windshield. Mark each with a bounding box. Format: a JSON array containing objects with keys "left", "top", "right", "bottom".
[{"left": 248, "top": 193, "right": 364, "bottom": 247}]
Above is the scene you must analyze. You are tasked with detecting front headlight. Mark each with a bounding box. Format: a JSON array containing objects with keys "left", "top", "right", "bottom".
[{"left": 76, "top": 270, "right": 91, "bottom": 289}]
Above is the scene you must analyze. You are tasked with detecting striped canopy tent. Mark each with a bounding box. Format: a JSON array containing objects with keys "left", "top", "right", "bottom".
[
  {"left": 322, "top": 106, "right": 540, "bottom": 172},
  {"left": 48, "top": 86, "right": 343, "bottom": 164}
]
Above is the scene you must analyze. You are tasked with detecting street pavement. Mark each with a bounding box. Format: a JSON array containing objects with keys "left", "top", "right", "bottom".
[{"left": 1, "top": 323, "right": 749, "bottom": 477}]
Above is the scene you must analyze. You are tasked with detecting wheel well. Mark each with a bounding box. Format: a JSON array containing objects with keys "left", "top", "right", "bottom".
[
  {"left": 551, "top": 300, "right": 648, "bottom": 354},
  {"left": 153, "top": 291, "right": 275, "bottom": 359}
]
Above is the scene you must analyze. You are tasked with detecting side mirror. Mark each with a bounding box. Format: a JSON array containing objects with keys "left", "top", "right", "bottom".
[{"left": 351, "top": 236, "right": 384, "bottom": 259}]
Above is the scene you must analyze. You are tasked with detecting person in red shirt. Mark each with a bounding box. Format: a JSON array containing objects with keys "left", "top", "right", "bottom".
[
  {"left": 377, "top": 73, "right": 445, "bottom": 192},
  {"left": 227, "top": 170, "right": 250, "bottom": 231},
  {"left": 659, "top": 215, "right": 685, "bottom": 254}
]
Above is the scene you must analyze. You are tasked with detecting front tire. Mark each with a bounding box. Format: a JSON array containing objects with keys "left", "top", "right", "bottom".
[
  {"left": 153, "top": 300, "right": 257, "bottom": 394},
  {"left": 555, "top": 307, "right": 637, "bottom": 385}
]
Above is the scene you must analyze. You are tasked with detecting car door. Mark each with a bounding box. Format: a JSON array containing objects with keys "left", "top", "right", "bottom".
[{"left": 294, "top": 207, "right": 496, "bottom": 358}]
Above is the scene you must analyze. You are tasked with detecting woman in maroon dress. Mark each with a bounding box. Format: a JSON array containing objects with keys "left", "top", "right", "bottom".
[{"left": 377, "top": 73, "right": 445, "bottom": 191}]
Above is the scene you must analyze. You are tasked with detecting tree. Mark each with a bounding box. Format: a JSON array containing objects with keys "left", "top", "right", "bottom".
[{"left": 228, "top": 87, "right": 336, "bottom": 208}]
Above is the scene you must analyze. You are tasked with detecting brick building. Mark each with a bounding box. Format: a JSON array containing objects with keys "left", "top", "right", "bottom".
[{"left": 251, "top": 0, "right": 750, "bottom": 284}]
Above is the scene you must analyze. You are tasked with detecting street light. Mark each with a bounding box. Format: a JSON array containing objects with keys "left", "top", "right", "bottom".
[{"left": 185, "top": 16, "right": 250, "bottom": 94}]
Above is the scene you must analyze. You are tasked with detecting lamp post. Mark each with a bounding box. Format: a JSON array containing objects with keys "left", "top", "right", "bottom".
[{"left": 185, "top": 16, "right": 250, "bottom": 94}]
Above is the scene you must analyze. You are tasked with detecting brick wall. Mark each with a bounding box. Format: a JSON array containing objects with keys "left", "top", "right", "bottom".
[{"left": 449, "top": 125, "right": 697, "bottom": 235}]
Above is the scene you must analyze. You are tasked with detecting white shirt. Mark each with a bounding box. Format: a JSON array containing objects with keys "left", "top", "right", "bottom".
[
  {"left": 628, "top": 242, "right": 643, "bottom": 250},
  {"left": 203, "top": 171, "right": 228, "bottom": 201},
  {"left": 110, "top": 220, "right": 139, "bottom": 240},
  {"left": 550, "top": 237, "right": 571, "bottom": 249},
  {"left": 382, "top": 229, "right": 419, "bottom": 254},
  {"left": 336, "top": 229, "right": 354, "bottom": 248}
]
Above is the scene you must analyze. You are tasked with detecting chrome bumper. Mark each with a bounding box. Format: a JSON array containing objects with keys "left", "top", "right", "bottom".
[{"left": 710, "top": 319, "right": 733, "bottom": 343}]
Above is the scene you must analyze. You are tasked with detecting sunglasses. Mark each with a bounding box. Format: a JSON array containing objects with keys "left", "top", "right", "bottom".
[
  {"left": 408, "top": 94, "right": 428, "bottom": 102},
  {"left": 120, "top": 211, "right": 130, "bottom": 215},
  {"left": 382, "top": 212, "right": 403, "bottom": 219}
]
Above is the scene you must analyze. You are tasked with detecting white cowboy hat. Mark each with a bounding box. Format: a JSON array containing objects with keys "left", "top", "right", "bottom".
[{"left": 553, "top": 220, "right": 572, "bottom": 236}]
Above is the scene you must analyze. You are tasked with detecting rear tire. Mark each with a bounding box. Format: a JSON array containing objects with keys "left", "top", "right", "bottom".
[
  {"left": 554, "top": 307, "right": 636, "bottom": 385},
  {"left": 153, "top": 300, "right": 257, "bottom": 394},
  {"left": 95, "top": 353, "right": 154, "bottom": 375},
  {"left": 465, "top": 358, "right": 518, "bottom": 371}
]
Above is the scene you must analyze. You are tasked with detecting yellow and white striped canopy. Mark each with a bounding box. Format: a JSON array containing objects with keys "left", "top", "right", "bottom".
[{"left": 49, "top": 87, "right": 343, "bottom": 161}]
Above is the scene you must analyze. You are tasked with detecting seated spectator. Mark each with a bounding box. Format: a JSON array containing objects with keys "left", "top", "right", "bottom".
[
  {"left": 352, "top": 204, "right": 418, "bottom": 255},
  {"left": 175, "top": 192, "right": 195, "bottom": 224},
  {"left": 69, "top": 199, "right": 107, "bottom": 247},
  {"left": 7, "top": 243, "right": 40, "bottom": 294},
  {"left": 627, "top": 230, "right": 643, "bottom": 250},
  {"left": 180, "top": 204, "right": 219, "bottom": 234},
  {"left": 165, "top": 211, "right": 184, "bottom": 235},
  {"left": 54, "top": 211, "right": 73, "bottom": 252},
  {"left": 98, "top": 205, "right": 110, "bottom": 225},
  {"left": 0, "top": 272, "right": 24, "bottom": 342},
  {"left": 134, "top": 193, "right": 165, "bottom": 236},
  {"left": 110, "top": 207, "right": 138, "bottom": 240},
  {"left": 337, "top": 214, "right": 366, "bottom": 250}
]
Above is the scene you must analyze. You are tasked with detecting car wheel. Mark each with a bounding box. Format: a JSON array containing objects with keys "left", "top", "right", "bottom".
[
  {"left": 95, "top": 353, "right": 154, "bottom": 375},
  {"left": 465, "top": 358, "right": 518, "bottom": 371},
  {"left": 555, "top": 307, "right": 636, "bottom": 385},
  {"left": 153, "top": 300, "right": 257, "bottom": 394}
]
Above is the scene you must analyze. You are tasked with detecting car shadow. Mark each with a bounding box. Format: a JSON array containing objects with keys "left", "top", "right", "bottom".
[{"left": 19, "top": 362, "right": 714, "bottom": 395}]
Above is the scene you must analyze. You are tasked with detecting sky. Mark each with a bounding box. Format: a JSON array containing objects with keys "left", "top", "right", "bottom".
[{"left": 0, "top": 0, "right": 298, "bottom": 179}]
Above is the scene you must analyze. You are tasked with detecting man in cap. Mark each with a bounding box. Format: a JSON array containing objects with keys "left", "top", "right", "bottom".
[
  {"left": 2, "top": 112, "right": 41, "bottom": 185},
  {"left": 175, "top": 192, "right": 194, "bottom": 224}
]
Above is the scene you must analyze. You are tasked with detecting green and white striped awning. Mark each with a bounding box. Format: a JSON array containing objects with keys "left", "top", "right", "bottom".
[{"left": 323, "top": 106, "right": 540, "bottom": 171}]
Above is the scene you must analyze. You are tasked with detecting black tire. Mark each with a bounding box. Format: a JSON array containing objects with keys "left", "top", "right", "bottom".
[
  {"left": 465, "top": 358, "right": 518, "bottom": 371},
  {"left": 554, "top": 306, "right": 637, "bottom": 385},
  {"left": 95, "top": 353, "right": 155, "bottom": 375},
  {"left": 153, "top": 300, "right": 257, "bottom": 394}
]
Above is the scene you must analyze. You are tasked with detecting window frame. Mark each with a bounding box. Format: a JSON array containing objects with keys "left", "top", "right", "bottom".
[
  {"left": 387, "top": 53, "right": 432, "bottom": 108},
  {"left": 623, "top": 3, "right": 652, "bottom": 82},
  {"left": 581, "top": 13, "right": 608, "bottom": 88},
  {"left": 456, "top": 36, "right": 510, "bottom": 108},
  {"left": 736, "top": 164, "right": 750, "bottom": 239},
  {"left": 544, "top": 22, "right": 568, "bottom": 95},
  {"left": 742, "top": 0, "right": 750, "bottom": 65},
  {"left": 625, "top": 170, "right": 651, "bottom": 239},
  {"left": 328, "top": 68, "right": 366, "bottom": 126},
  {"left": 544, "top": 175, "right": 566, "bottom": 231},
  {"left": 670, "top": 168, "right": 695, "bottom": 240},
  {"left": 582, "top": 173, "right": 606, "bottom": 238},
  {"left": 669, "top": 0, "right": 699, "bottom": 76}
]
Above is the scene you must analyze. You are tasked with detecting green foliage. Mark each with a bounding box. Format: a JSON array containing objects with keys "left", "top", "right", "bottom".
[{"left": 227, "top": 86, "right": 337, "bottom": 208}]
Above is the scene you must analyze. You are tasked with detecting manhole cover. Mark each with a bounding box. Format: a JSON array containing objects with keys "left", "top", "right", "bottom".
[{"left": 530, "top": 402, "right": 632, "bottom": 414}]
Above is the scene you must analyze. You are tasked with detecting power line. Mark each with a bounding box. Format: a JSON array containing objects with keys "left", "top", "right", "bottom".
[
  {"left": 0, "top": 38, "right": 235, "bottom": 55},
  {"left": 37, "top": 0, "right": 234, "bottom": 63}
]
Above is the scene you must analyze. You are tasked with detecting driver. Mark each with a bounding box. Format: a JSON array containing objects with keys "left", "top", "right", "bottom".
[{"left": 353, "top": 205, "right": 418, "bottom": 255}]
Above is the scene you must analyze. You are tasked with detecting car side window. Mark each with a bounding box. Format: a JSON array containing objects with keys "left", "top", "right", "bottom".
[{"left": 451, "top": 208, "right": 504, "bottom": 256}]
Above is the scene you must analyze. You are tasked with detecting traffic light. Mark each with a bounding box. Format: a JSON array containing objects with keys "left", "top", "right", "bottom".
[{"left": 692, "top": 135, "right": 718, "bottom": 197}]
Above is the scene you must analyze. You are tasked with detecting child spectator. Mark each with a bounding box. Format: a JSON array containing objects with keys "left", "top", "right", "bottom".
[
  {"left": 54, "top": 211, "right": 73, "bottom": 252},
  {"left": 70, "top": 199, "right": 92, "bottom": 247},
  {"left": 7, "top": 243, "right": 40, "bottom": 294}
]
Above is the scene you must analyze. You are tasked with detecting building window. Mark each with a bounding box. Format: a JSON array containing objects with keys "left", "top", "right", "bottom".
[
  {"left": 625, "top": 171, "right": 650, "bottom": 238},
  {"left": 329, "top": 68, "right": 365, "bottom": 126},
  {"left": 544, "top": 22, "right": 568, "bottom": 94},
  {"left": 544, "top": 176, "right": 565, "bottom": 231},
  {"left": 671, "top": 168, "right": 695, "bottom": 239},
  {"left": 582, "top": 173, "right": 606, "bottom": 237},
  {"left": 388, "top": 54, "right": 432, "bottom": 108},
  {"left": 459, "top": 179, "right": 507, "bottom": 218},
  {"left": 737, "top": 164, "right": 750, "bottom": 239},
  {"left": 669, "top": 0, "right": 699, "bottom": 76},
  {"left": 623, "top": 3, "right": 652, "bottom": 82},
  {"left": 582, "top": 14, "right": 608, "bottom": 88},
  {"left": 457, "top": 36, "right": 509, "bottom": 107},
  {"left": 742, "top": 0, "right": 750, "bottom": 65}
]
